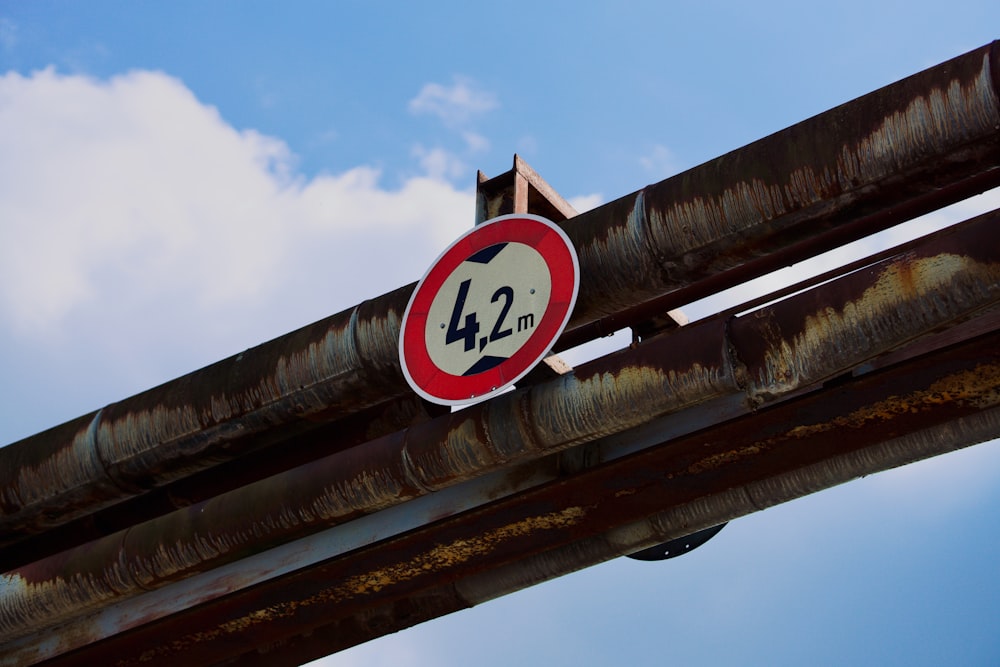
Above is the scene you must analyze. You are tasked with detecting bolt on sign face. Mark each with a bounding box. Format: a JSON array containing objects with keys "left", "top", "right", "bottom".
[{"left": 399, "top": 214, "right": 580, "bottom": 405}]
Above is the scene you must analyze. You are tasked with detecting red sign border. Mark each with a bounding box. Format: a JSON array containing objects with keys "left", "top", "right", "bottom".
[{"left": 399, "top": 214, "right": 579, "bottom": 405}]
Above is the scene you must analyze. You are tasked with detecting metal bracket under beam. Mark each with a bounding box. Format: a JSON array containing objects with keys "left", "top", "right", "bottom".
[
  {"left": 475, "top": 155, "right": 579, "bottom": 384},
  {"left": 475, "top": 154, "right": 578, "bottom": 224},
  {"left": 475, "top": 154, "right": 687, "bottom": 380}
]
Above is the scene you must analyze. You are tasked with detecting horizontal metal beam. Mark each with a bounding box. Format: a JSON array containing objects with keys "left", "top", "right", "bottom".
[
  {"left": 5, "top": 208, "right": 1000, "bottom": 660},
  {"left": 2, "top": 41, "right": 998, "bottom": 550},
  {"left": 29, "top": 315, "right": 1000, "bottom": 666}
]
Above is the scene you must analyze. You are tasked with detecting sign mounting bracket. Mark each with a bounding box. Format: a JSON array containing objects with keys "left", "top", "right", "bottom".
[{"left": 474, "top": 155, "right": 579, "bottom": 385}]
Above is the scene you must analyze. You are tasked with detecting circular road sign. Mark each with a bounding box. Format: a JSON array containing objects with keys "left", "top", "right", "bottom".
[{"left": 399, "top": 213, "right": 579, "bottom": 406}]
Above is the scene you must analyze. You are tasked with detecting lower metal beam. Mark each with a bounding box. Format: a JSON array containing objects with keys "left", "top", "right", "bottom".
[{"left": 25, "top": 327, "right": 1000, "bottom": 666}]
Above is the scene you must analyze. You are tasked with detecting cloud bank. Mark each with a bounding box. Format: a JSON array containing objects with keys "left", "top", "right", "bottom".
[
  {"left": 0, "top": 68, "right": 476, "bottom": 424},
  {"left": 0, "top": 68, "right": 474, "bottom": 332}
]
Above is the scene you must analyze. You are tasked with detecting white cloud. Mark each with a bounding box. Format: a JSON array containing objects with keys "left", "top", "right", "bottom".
[
  {"left": 638, "top": 143, "right": 681, "bottom": 179},
  {"left": 409, "top": 144, "right": 467, "bottom": 181},
  {"left": 0, "top": 68, "right": 474, "bottom": 390},
  {"left": 405, "top": 79, "right": 497, "bottom": 186},
  {"left": 567, "top": 193, "right": 603, "bottom": 214},
  {"left": 0, "top": 68, "right": 298, "bottom": 329},
  {"left": 408, "top": 76, "right": 497, "bottom": 127}
]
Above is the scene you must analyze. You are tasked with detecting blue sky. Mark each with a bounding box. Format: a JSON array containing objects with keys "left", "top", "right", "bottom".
[{"left": 1, "top": 2, "right": 999, "bottom": 665}]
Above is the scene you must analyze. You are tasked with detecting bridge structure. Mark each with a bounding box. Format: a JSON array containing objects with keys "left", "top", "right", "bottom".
[{"left": 2, "top": 41, "right": 1000, "bottom": 666}]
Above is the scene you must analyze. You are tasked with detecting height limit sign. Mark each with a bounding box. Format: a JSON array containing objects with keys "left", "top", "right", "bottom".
[{"left": 399, "top": 214, "right": 579, "bottom": 405}]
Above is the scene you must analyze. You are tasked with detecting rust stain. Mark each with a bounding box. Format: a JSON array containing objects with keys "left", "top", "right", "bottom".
[
  {"left": 405, "top": 415, "right": 496, "bottom": 487},
  {"left": 648, "top": 181, "right": 785, "bottom": 259},
  {"left": 318, "top": 467, "right": 410, "bottom": 518},
  {"left": 273, "top": 317, "right": 359, "bottom": 397},
  {"left": 4, "top": 46, "right": 1000, "bottom": 666},
  {"left": 5, "top": 46, "right": 1000, "bottom": 557},
  {"left": 572, "top": 190, "right": 668, "bottom": 317},
  {"left": 341, "top": 506, "right": 587, "bottom": 597},
  {"left": 787, "top": 362, "right": 1000, "bottom": 439},
  {"left": 9, "top": 242, "right": 999, "bottom": 648},
  {"left": 686, "top": 445, "right": 766, "bottom": 475},
  {"left": 2, "top": 418, "right": 108, "bottom": 516},
  {"left": 843, "top": 61, "right": 999, "bottom": 183},
  {"left": 687, "top": 361, "right": 1000, "bottom": 476},
  {"left": 127, "top": 506, "right": 589, "bottom": 665},
  {"left": 751, "top": 253, "right": 1000, "bottom": 399},
  {"left": 0, "top": 571, "right": 125, "bottom": 642},
  {"left": 530, "top": 362, "right": 733, "bottom": 450},
  {"left": 647, "top": 56, "right": 999, "bottom": 265}
]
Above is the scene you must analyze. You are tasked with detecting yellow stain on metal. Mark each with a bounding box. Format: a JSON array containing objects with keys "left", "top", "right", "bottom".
[
  {"left": 532, "top": 362, "right": 731, "bottom": 450},
  {"left": 687, "top": 361, "right": 1000, "bottom": 477},
  {"left": 344, "top": 506, "right": 588, "bottom": 598},
  {"left": 130, "top": 506, "right": 589, "bottom": 664},
  {"left": 786, "top": 362, "right": 1000, "bottom": 439},
  {"left": 753, "top": 253, "right": 1000, "bottom": 399}
]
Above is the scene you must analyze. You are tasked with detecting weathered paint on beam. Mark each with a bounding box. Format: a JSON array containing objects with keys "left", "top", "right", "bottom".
[
  {"left": 30, "top": 330, "right": 1000, "bottom": 667},
  {"left": 0, "top": 284, "right": 416, "bottom": 544},
  {"left": 559, "top": 41, "right": 1000, "bottom": 344},
  {"left": 285, "top": 360, "right": 1000, "bottom": 666},
  {"left": 4, "top": 210, "right": 1000, "bottom": 650},
  {"left": 2, "top": 42, "right": 999, "bottom": 549}
]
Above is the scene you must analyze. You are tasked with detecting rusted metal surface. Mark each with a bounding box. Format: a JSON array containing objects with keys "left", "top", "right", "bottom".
[
  {"left": 25, "top": 328, "right": 1000, "bottom": 667},
  {"left": 476, "top": 154, "right": 579, "bottom": 224},
  {"left": 1, "top": 456, "right": 566, "bottom": 666},
  {"left": 559, "top": 40, "right": 1000, "bottom": 346},
  {"left": 3, "top": 41, "right": 1000, "bottom": 666},
  {"left": 0, "top": 284, "right": 416, "bottom": 544},
  {"left": 4, "top": 209, "right": 1000, "bottom": 655},
  {"left": 0, "top": 280, "right": 440, "bottom": 565},
  {"left": 474, "top": 156, "right": 580, "bottom": 383},
  {"left": 2, "top": 42, "right": 999, "bottom": 553},
  {"left": 0, "top": 392, "right": 445, "bottom": 573}
]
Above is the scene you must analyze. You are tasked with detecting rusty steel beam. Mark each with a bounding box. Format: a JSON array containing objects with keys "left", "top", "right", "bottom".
[
  {"left": 559, "top": 39, "right": 1000, "bottom": 345},
  {"left": 4, "top": 209, "right": 1000, "bottom": 659},
  {"left": 0, "top": 284, "right": 418, "bottom": 542},
  {"left": 0, "top": 392, "right": 448, "bottom": 573},
  {"left": 27, "top": 322, "right": 1000, "bottom": 667},
  {"left": 2, "top": 41, "right": 999, "bottom": 548},
  {"left": 476, "top": 154, "right": 580, "bottom": 224}
]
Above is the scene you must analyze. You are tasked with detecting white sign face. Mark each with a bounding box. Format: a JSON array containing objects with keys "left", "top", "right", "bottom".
[
  {"left": 399, "top": 214, "right": 579, "bottom": 406},
  {"left": 424, "top": 241, "right": 551, "bottom": 377}
]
